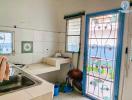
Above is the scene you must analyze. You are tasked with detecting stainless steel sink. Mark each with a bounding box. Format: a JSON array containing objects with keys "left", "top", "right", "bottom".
[{"left": 0, "top": 65, "right": 42, "bottom": 96}]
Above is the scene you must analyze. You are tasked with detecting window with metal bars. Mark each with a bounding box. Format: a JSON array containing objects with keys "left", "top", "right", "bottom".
[
  {"left": 66, "top": 17, "right": 81, "bottom": 52},
  {"left": 0, "top": 31, "right": 14, "bottom": 55}
]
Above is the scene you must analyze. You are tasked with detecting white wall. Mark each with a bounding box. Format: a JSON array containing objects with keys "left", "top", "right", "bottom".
[
  {"left": 57, "top": 0, "right": 121, "bottom": 32},
  {"left": 120, "top": 8, "right": 132, "bottom": 100},
  {"left": 0, "top": 0, "right": 60, "bottom": 64}
]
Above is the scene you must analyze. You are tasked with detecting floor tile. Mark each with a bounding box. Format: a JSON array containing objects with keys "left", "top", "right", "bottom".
[{"left": 53, "top": 92, "right": 90, "bottom": 100}]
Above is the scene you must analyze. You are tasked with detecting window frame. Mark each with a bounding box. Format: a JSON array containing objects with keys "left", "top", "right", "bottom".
[
  {"left": 65, "top": 16, "right": 82, "bottom": 53},
  {"left": 0, "top": 30, "right": 15, "bottom": 55}
]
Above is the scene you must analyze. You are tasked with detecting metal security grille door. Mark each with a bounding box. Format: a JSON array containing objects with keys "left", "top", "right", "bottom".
[{"left": 84, "top": 11, "right": 124, "bottom": 100}]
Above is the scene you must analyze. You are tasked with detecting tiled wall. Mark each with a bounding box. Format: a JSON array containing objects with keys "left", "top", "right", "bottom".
[
  {"left": 0, "top": 27, "right": 59, "bottom": 64},
  {"left": 58, "top": 32, "right": 65, "bottom": 52}
]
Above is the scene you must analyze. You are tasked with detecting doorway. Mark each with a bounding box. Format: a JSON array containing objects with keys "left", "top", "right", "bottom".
[{"left": 83, "top": 9, "right": 125, "bottom": 100}]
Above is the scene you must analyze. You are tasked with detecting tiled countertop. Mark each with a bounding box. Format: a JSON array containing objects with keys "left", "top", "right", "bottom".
[{"left": 24, "top": 63, "right": 60, "bottom": 75}]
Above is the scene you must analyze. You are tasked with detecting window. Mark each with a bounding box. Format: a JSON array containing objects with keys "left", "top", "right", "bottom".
[
  {"left": 66, "top": 17, "right": 81, "bottom": 52},
  {"left": 0, "top": 31, "right": 14, "bottom": 55}
]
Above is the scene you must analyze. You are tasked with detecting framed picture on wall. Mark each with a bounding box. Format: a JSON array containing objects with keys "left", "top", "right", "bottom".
[{"left": 21, "top": 41, "right": 33, "bottom": 53}]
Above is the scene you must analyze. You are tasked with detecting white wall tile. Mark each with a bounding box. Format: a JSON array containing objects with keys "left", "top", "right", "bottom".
[
  {"left": 58, "top": 33, "right": 65, "bottom": 43},
  {"left": 15, "top": 29, "right": 34, "bottom": 42},
  {"left": 3, "top": 28, "right": 60, "bottom": 64}
]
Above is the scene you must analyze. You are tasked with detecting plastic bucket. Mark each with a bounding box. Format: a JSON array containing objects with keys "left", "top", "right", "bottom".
[{"left": 54, "top": 84, "right": 60, "bottom": 96}]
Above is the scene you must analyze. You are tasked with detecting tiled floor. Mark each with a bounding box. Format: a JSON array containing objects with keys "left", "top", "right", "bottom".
[{"left": 53, "top": 92, "right": 90, "bottom": 100}]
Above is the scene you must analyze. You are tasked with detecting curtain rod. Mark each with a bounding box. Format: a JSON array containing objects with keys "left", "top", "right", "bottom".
[{"left": 64, "top": 11, "right": 85, "bottom": 19}]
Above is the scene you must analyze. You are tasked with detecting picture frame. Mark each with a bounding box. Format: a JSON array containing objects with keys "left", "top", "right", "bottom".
[{"left": 21, "top": 41, "right": 33, "bottom": 53}]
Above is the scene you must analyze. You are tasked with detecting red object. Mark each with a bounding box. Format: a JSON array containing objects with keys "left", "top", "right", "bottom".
[{"left": 68, "top": 69, "right": 82, "bottom": 81}]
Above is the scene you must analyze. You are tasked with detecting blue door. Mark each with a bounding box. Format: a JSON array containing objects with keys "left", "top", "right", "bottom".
[{"left": 83, "top": 9, "right": 125, "bottom": 100}]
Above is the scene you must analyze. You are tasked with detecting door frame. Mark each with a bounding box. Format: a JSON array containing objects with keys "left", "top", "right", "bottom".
[{"left": 82, "top": 8, "right": 125, "bottom": 100}]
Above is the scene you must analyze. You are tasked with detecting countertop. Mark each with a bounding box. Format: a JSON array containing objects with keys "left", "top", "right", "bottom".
[
  {"left": 23, "top": 57, "right": 70, "bottom": 75},
  {"left": 24, "top": 63, "right": 60, "bottom": 75},
  {"left": 0, "top": 68, "right": 54, "bottom": 100},
  {"left": 0, "top": 57, "right": 70, "bottom": 100}
]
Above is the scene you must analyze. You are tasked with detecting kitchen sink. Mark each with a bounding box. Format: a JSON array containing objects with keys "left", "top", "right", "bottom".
[{"left": 0, "top": 65, "right": 42, "bottom": 95}]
